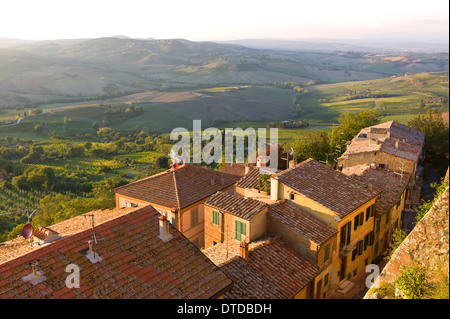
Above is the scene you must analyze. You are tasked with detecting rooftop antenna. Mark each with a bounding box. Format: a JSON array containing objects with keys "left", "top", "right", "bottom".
[
  {"left": 83, "top": 214, "right": 97, "bottom": 244},
  {"left": 320, "top": 153, "right": 330, "bottom": 166},
  {"left": 281, "top": 147, "right": 294, "bottom": 169}
]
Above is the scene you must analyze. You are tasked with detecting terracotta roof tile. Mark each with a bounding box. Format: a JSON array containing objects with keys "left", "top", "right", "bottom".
[
  {"left": 343, "top": 121, "right": 425, "bottom": 162},
  {"left": 113, "top": 163, "right": 241, "bottom": 210},
  {"left": 0, "top": 205, "right": 232, "bottom": 299},
  {"left": 203, "top": 236, "right": 320, "bottom": 299},
  {"left": 268, "top": 200, "right": 337, "bottom": 245},
  {"left": 204, "top": 191, "right": 268, "bottom": 220},
  {"left": 220, "top": 163, "right": 247, "bottom": 177},
  {"left": 274, "top": 159, "right": 380, "bottom": 218},
  {"left": 342, "top": 164, "right": 410, "bottom": 215},
  {"left": 236, "top": 166, "right": 279, "bottom": 189}
]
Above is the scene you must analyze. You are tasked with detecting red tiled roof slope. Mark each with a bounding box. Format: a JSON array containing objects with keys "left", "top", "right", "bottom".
[
  {"left": 204, "top": 191, "right": 268, "bottom": 220},
  {"left": 203, "top": 236, "right": 320, "bottom": 299},
  {"left": 0, "top": 205, "right": 232, "bottom": 299},
  {"left": 274, "top": 159, "right": 380, "bottom": 218},
  {"left": 268, "top": 200, "right": 337, "bottom": 245},
  {"left": 113, "top": 164, "right": 241, "bottom": 210},
  {"left": 343, "top": 164, "right": 410, "bottom": 215}
]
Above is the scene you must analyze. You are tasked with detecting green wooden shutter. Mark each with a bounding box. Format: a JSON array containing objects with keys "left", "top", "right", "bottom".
[
  {"left": 235, "top": 221, "right": 246, "bottom": 241},
  {"left": 212, "top": 211, "right": 219, "bottom": 225}
]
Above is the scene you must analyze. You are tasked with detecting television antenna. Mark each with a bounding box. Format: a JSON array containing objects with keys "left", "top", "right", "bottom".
[
  {"left": 281, "top": 147, "right": 294, "bottom": 168},
  {"left": 83, "top": 214, "right": 97, "bottom": 244}
]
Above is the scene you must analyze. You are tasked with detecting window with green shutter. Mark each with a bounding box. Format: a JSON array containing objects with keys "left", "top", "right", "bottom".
[
  {"left": 235, "top": 220, "right": 246, "bottom": 241},
  {"left": 376, "top": 218, "right": 381, "bottom": 233},
  {"left": 212, "top": 210, "right": 220, "bottom": 226}
]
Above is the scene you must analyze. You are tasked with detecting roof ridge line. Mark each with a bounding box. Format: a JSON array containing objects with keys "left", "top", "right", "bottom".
[{"left": 172, "top": 169, "right": 181, "bottom": 210}]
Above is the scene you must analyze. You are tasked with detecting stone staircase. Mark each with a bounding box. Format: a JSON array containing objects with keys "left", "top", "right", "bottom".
[{"left": 337, "top": 279, "right": 355, "bottom": 295}]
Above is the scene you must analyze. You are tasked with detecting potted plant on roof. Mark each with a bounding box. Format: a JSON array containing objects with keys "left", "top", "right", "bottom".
[{"left": 258, "top": 174, "right": 271, "bottom": 195}]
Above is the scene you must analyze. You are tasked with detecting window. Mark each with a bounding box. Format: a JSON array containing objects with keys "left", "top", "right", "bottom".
[
  {"left": 364, "top": 234, "right": 369, "bottom": 251},
  {"left": 378, "top": 163, "right": 386, "bottom": 169},
  {"left": 354, "top": 212, "right": 364, "bottom": 231},
  {"left": 324, "top": 244, "right": 330, "bottom": 263},
  {"left": 401, "top": 210, "right": 404, "bottom": 221},
  {"left": 191, "top": 207, "right": 198, "bottom": 227},
  {"left": 340, "top": 221, "right": 352, "bottom": 246},
  {"left": 376, "top": 219, "right": 381, "bottom": 233},
  {"left": 212, "top": 210, "right": 220, "bottom": 226},
  {"left": 290, "top": 193, "right": 295, "bottom": 200},
  {"left": 385, "top": 210, "right": 391, "bottom": 224},
  {"left": 357, "top": 240, "right": 364, "bottom": 255},
  {"left": 352, "top": 248, "right": 357, "bottom": 261},
  {"left": 235, "top": 220, "right": 246, "bottom": 241},
  {"left": 125, "top": 202, "right": 137, "bottom": 207},
  {"left": 366, "top": 206, "right": 371, "bottom": 221},
  {"left": 369, "top": 231, "right": 374, "bottom": 246},
  {"left": 324, "top": 273, "right": 329, "bottom": 286}
]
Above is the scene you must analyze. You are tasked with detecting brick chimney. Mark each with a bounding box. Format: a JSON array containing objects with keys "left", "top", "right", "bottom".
[
  {"left": 368, "top": 177, "right": 373, "bottom": 190},
  {"left": 158, "top": 215, "right": 173, "bottom": 242},
  {"left": 239, "top": 241, "right": 249, "bottom": 260}
]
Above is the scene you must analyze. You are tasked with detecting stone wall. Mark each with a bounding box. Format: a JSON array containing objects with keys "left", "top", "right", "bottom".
[{"left": 364, "top": 186, "right": 449, "bottom": 298}]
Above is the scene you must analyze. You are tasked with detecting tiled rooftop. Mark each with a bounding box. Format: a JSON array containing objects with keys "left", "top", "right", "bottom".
[
  {"left": 204, "top": 191, "right": 268, "bottom": 220},
  {"left": 274, "top": 159, "right": 380, "bottom": 218},
  {"left": 0, "top": 207, "right": 139, "bottom": 265},
  {"left": 236, "top": 166, "right": 279, "bottom": 189},
  {"left": 0, "top": 205, "right": 232, "bottom": 299},
  {"left": 220, "top": 163, "right": 248, "bottom": 177},
  {"left": 342, "top": 120, "right": 425, "bottom": 162},
  {"left": 268, "top": 200, "right": 337, "bottom": 245},
  {"left": 113, "top": 163, "right": 241, "bottom": 210},
  {"left": 342, "top": 164, "right": 411, "bottom": 215},
  {"left": 203, "top": 235, "right": 320, "bottom": 299}
]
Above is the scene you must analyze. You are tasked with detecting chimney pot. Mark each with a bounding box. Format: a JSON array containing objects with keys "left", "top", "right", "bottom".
[
  {"left": 158, "top": 215, "right": 173, "bottom": 242},
  {"left": 239, "top": 241, "right": 249, "bottom": 260}
]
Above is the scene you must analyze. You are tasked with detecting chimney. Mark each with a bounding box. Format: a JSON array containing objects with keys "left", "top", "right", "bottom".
[
  {"left": 239, "top": 241, "right": 249, "bottom": 260},
  {"left": 84, "top": 240, "right": 103, "bottom": 263},
  {"left": 395, "top": 140, "right": 399, "bottom": 149},
  {"left": 158, "top": 215, "right": 173, "bottom": 242},
  {"left": 368, "top": 177, "right": 373, "bottom": 190},
  {"left": 245, "top": 164, "right": 251, "bottom": 175},
  {"left": 395, "top": 120, "right": 398, "bottom": 127},
  {"left": 21, "top": 260, "right": 46, "bottom": 285},
  {"left": 210, "top": 178, "right": 215, "bottom": 186}
]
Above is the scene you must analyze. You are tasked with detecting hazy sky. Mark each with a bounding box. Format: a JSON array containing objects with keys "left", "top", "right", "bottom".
[{"left": 1, "top": 0, "right": 448, "bottom": 41}]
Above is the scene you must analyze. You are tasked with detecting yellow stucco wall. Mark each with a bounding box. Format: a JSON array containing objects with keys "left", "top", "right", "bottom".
[{"left": 274, "top": 180, "right": 378, "bottom": 287}]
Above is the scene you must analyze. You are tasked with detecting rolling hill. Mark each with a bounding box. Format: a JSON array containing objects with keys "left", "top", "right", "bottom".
[{"left": 0, "top": 37, "right": 448, "bottom": 109}]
